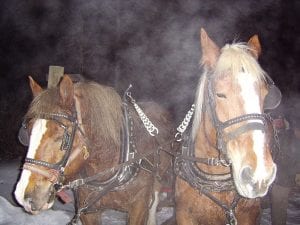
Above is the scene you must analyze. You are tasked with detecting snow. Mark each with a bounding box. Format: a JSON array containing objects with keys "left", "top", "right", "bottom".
[
  {"left": 0, "top": 160, "right": 77, "bottom": 225},
  {"left": 0, "top": 159, "right": 173, "bottom": 225},
  {"left": 0, "top": 196, "right": 75, "bottom": 225},
  {"left": 0, "top": 159, "right": 299, "bottom": 225}
]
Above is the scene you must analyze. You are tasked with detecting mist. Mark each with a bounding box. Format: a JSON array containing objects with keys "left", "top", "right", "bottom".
[{"left": 0, "top": 0, "right": 299, "bottom": 159}]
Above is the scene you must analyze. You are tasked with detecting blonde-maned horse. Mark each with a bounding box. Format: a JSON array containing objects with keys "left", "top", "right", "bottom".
[
  {"left": 175, "top": 29, "right": 280, "bottom": 225},
  {"left": 14, "top": 75, "right": 174, "bottom": 225}
]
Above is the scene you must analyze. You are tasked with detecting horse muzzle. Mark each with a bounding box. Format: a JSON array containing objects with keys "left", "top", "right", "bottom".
[
  {"left": 22, "top": 189, "right": 55, "bottom": 214},
  {"left": 23, "top": 197, "right": 54, "bottom": 214},
  {"left": 236, "top": 164, "right": 277, "bottom": 198}
]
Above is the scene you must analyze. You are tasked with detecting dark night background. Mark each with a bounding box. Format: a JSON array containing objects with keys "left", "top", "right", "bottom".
[{"left": 0, "top": 0, "right": 299, "bottom": 160}]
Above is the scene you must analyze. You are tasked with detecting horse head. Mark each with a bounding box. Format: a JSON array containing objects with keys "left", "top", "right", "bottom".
[
  {"left": 194, "top": 29, "right": 278, "bottom": 198},
  {"left": 14, "top": 75, "right": 88, "bottom": 214}
]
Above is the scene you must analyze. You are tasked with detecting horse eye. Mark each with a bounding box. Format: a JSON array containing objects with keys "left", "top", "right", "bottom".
[{"left": 216, "top": 93, "right": 227, "bottom": 98}]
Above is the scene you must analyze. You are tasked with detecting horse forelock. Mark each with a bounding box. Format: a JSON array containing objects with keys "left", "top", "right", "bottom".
[
  {"left": 191, "top": 43, "right": 267, "bottom": 140},
  {"left": 26, "top": 88, "right": 61, "bottom": 119},
  {"left": 216, "top": 43, "right": 267, "bottom": 82}
]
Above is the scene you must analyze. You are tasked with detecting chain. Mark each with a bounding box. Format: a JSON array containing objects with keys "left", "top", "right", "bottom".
[
  {"left": 225, "top": 209, "right": 237, "bottom": 225},
  {"left": 175, "top": 104, "right": 195, "bottom": 141},
  {"left": 126, "top": 91, "right": 159, "bottom": 136},
  {"left": 266, "top": 113, "right": 281, "bottom": 160}
]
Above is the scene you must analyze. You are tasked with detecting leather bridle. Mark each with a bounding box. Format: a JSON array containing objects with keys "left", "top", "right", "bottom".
[
  {"left": 21, "top": 110, "right": 80, "bottom": 190},
  {"left": 175, "top": 73, "right": 278, "bottom": 225},
  {"left": 206, "top": 75, "right": 270, "bottom": 164}
]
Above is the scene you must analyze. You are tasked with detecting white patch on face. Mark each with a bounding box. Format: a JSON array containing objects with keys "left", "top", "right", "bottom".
[
  {"left": 237, "top": 72, "right": 262, "bottom": 115},
  {"left": 237, "top": 72, "right": 268, "bottom": 182},
  {"left": 14, "top": 119, "right": 48, "bottom": 206}
]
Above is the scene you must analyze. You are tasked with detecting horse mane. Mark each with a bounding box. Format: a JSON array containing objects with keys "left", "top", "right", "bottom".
[
  {"left": 192, "top": 42, "right": 267, "bottom": 139},
  {"left": 26, "top": 81, "right": 123, "bottom": 150}
]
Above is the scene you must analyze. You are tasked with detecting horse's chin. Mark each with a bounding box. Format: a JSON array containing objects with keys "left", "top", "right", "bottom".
[
  {"left": 235, "top": 182, "right": 269, "bottom": 198},
  {"left": 23, "top": 200, "right": 54, "bottom": 215},
  {"left": 233, "top": 173, "right": 271, "bottom": 198}
]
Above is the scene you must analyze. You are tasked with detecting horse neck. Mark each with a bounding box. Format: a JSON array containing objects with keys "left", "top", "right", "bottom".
[{"left": 194, "top": 111, "right": 230, "bottom": 174}]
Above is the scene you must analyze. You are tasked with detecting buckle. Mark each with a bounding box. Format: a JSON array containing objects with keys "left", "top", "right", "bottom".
[{"left": 68, "top": 179, "right": 85, "bottom": 189}]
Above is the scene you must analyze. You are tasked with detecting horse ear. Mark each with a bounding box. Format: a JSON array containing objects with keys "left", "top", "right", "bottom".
[
  {"left": 200, "top": 28, "right": 220, "bottom": 68},
  {"left": 247, "top": 35, "right": 261, "bottom": 59},
  {"left": 29, "top": 76, "right": 43, "bottom": 98},
  {"left": 59, "top": 75, "right": 74, "bottom": 109}
]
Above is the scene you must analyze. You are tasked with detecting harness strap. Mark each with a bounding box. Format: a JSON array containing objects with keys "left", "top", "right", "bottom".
[
  {"left": 25, "top": 158, "right": 61, "bottom": 170},
  {"left": 199, "top": 188, "right": 240, "bottom": 225},
  {"left": 23, "top": 163, "right": 60, "bottom": 183},
  {"left": 176, "top": 154, "right": 228, "bottom": 166},
  {"left": 66, "top": 140, "right": 173, "bottom": 189},
  {"left": 220, "top": 113, "right": 267, "bottom": 129},
  {"left": 68, "top": 182, "right": 116, "bottom": 225},
  {"left": 224, "top": 122, "right": 265, "bottom": 141}
]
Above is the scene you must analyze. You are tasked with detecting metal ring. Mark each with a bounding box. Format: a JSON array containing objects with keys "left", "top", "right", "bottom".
[{"left": 175, "top": 132, "right": 182, "bottom": 142}]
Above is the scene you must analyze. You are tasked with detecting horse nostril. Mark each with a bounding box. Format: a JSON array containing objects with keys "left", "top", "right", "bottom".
[
  {"left": 27, "top": 198, "right": 37, "bottom": 211},
  {"left": 31, "top": 204, "right": 37, "bottom": 211},
  {"left": 240, "top": 167, "right": 254, "bottom": 184}
]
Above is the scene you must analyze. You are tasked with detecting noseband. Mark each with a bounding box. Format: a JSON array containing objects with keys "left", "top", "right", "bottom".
[{"left": 22, "top": 111, "right": 79, "bottom": 189}]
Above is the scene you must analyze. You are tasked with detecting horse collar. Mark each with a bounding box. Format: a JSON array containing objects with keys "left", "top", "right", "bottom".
[
  {"left": 175, "top": 131, "right": 235, "bottom": 192},
  {"left": 175, "top": 132, "right": 239, "bottom": 225}
]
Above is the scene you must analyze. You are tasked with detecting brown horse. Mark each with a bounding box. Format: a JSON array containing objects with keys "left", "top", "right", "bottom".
[
  {"left": 14, "top": 75, "right": 174, "bottom": 225},
  {"left": 174, "top": 29, "right": 280, "bottom": 225}
]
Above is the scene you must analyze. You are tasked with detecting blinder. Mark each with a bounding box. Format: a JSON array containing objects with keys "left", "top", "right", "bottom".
[
  {"left": 18, "top": 122, "right": 29, "bottom": 147},
  {"left": 18, "top": 115, "right": 75, "bottom": 151},
  {"left": 264, "top": 75, "right": 282, "bottom": 111}
]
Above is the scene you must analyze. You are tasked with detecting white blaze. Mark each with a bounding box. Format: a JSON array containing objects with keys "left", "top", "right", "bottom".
[
  {"left": 14, "top": 119, "right": 48, "bottom": 206},
  {"left": 237, "top": 72, "right": 267, "bottom": 182}
]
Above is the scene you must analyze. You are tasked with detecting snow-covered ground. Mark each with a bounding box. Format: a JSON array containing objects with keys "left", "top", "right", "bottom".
[
  {"left": 0, "top": 160, "right": 173, "bottom": 225},
  {"left": 0, "top": 196, "right": 76, "bottom": 225},
  {"left": 0, "top": 159, "right": 299, "bottom": 225},
  {"left": 0, "top": 159, "right": 78, "bottom": 225}
]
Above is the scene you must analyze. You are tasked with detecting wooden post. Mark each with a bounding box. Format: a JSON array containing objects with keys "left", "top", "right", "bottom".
[{"left": 47, "top": 66, "right": 64, "bottom": 88}]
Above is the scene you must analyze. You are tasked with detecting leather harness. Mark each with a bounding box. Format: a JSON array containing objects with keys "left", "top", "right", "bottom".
[
  {"left": 174, "top": 74, "right": 277, "bottom": 225},
  {"left": 21, "top": 89, "right": 166, "bottom": 225}
]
